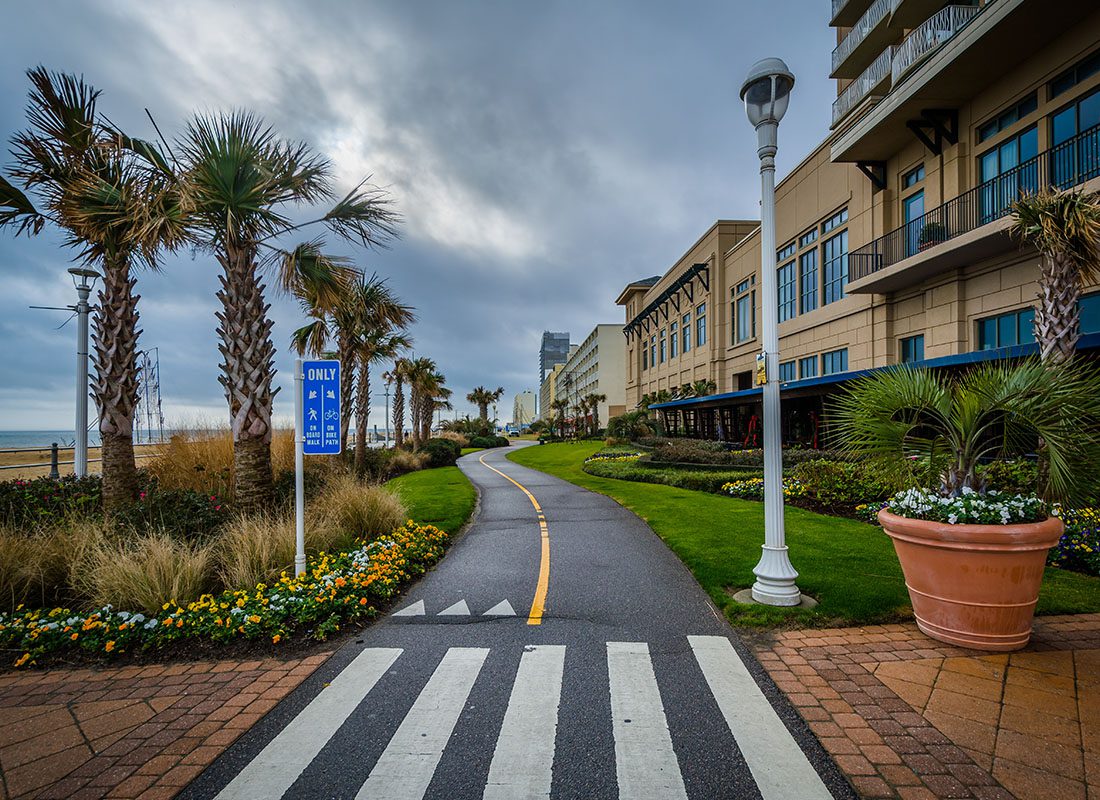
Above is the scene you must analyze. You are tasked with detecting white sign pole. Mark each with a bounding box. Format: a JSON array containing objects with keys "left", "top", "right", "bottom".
[{"left": 294, "top": 357, "right": 306, "bottom": 577}]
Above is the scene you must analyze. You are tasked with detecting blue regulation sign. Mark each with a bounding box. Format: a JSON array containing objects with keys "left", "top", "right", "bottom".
[{"left": 302, "top": 360, "right": 341, "bottom": 454}]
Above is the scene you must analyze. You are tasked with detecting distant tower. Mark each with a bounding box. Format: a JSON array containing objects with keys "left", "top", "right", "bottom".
[{"left": 539, "top": 331, "right": 570, "bottom": 386}]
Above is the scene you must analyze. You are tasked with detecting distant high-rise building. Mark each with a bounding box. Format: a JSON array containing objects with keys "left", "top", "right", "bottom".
[
  {"left": 512, "top": 390, "right": 536, "bottom": 428},
  {"left": 539, "top": 331, "right": 571, "bottom": 389}
]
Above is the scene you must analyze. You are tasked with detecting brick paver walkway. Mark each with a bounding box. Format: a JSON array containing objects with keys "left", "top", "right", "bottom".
[
  {"left": 0, "top": 653, "right": 331, "bottom": 800},
  {"left": 753, "top": 613, "right": 1100, "bottom": 799}
]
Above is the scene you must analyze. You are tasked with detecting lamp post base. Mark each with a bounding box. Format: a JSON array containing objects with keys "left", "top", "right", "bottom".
[{"left": 752, "top": 544, "right": 802, "bottom": 606}]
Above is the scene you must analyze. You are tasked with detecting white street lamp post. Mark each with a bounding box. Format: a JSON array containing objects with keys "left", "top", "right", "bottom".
[
  {"left": 68, "top": 268, "right": 98, "bottom": 478},
  {"left": 741, "top": 58, "right": 803, "bottom": 606}
]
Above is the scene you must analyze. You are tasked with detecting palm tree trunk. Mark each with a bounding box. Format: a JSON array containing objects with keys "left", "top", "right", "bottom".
[
  {"left": 409, "top": 388, "right": 421, "bottom": 448},
  {"left": 1035, "top": 251, "right": 1081, "bottom": 364},
  {"left": 479, "top": 402, "right": 488, "bottom": 421},
  {"left": 392, "top": 377, "right": 405, "bottom": 447},
  {"left": 217, "top": 247, "right": 275, "bottom": 512},
  {"left": 355, "top": 354, "right": 370, "bottom": 472},
  {"left": 338, "top": 331, "right": 355, "bottom": 453},
  {"left": 91, "top": 257, "right": 140, "bottom": 513}
]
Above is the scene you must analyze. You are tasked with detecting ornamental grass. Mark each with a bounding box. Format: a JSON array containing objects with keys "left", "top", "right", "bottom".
[
  {"left": 146, "top": 426, "right": 296, "bottom": 500},
  {"left": 83, "top": 534, "right": 216, "bottom": 615}
]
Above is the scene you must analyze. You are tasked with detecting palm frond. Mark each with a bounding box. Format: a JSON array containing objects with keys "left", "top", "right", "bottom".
[
  {"left": 0, "top": 173, "right": 46, "bottom": 235},
  {"left": 324, "top": 178, "right": 401, "bottom": 247}
]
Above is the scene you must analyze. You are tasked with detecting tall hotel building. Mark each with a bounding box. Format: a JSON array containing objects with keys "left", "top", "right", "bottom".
[{"left": 619, "top": 0, "right": 1100, "bottom": 441}]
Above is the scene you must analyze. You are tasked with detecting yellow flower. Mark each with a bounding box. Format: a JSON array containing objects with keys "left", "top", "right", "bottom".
[
  {"left": 272, "top": 634, "right": 281, "bottom": 644},
  {"left": 14, "top": 653, "right": 31, "bottom": 668},
  {"left": 70, "top": 632, "right": 78, "bottom": 640},
  {"left": 248, "top": 615, "right": 261, "bottom": 624},
  {"left": 105, "top": 641, "right": 116, "bottom": 652}
]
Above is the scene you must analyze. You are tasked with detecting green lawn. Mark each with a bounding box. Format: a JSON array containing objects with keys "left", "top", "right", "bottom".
[
  {"left": 509, "top": 442, "right": 1100, "bottom": 628},
  {"left": 386, "top": 467, "right": 477, "bottom": 535},
  {"left": 460, "top": 447, "right": 484, "bottom": 456}
]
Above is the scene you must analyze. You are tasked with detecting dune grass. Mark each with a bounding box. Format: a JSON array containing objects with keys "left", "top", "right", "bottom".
[
  {"left": 509, "top": 442, "right": 1100, "bottom": 629},
  {"left": 385, "top": 467, "right": 477, "bottom": 535}
]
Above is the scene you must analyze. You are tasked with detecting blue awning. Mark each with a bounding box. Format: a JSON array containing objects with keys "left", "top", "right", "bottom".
[{"left": 649, "top": 332, "right": 1100, "bottom": 410}]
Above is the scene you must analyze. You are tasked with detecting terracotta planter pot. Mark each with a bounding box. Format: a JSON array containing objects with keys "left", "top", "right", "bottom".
[{"left": 878, "top": 508, "right": 1064, "bottom": 652}]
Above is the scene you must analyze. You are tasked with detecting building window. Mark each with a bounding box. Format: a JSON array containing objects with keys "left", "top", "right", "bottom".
[
  {"left": 822, "top": 348, "right": 848, "bottom": 375},
  {"left": 798, "top": 355, "right": 817, "bottom": 379},
  {"left": 696, "top": 303, "right": 707, "bottom": 346},
  {"left": 1051, "top": 49, "right": 1100, "bottom": 99},
  {"left": 650, "top": 335, "right": 657, "bottom": 367},
  {"left": 902, "top": 164, "right": 926, "bottom": 188},
  {"left": 778, "top": 360, "right": 796, "bottom": 382},
  {"left": 823, "top": 229, "right": 848, "bottom": 304},
  {"left": 822, "top": 208, "right": 848, "bottom": 234},
  {"left": 778, "top": 262, "right": 796, "bottom": 322},
  {"left": 799, "top": 250, "right": 817, "bottom": 314},
  {"left": 977, "top": 308, "right": 1035, "bottom": 350},
  {"left": 899, "top": 334, "right": 925, "bottom": 364},
  {"left": 670, "top": 322, "right": 678, "bottom": 358},
  {"left": 1051, "top": 85, "right": 1100, "bottom": 188},
  {"left": 1082, "top": 291, "right": 1100, "bottom": 334},
  {"left": 734, "top": 276, "right": 756, "bottom": 343},
  {"left": 642, "top": 347, "right": 647, "bottom": 370},
  {"left": 977, "top": 94, "right": 1038, "bottom": 143},
  {"left": 682, "top": 312, "right": 691, "bottom": 352},
  {"left": 978, "top": 126, "right": 1039, "bottom": 221},
  {"left": 659, "top": 329, "right": 667, "bottom": 363},
  {"left": 799, "top": 228, "right": 817, "bottom": 248},
  {"left": 777, "top": 241, "right": 796, "bottom": 262}
]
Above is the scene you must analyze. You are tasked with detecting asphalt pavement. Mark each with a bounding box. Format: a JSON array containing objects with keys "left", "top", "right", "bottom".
[{"left": 181, "top": 442, "right": 856, "bottom": 800}]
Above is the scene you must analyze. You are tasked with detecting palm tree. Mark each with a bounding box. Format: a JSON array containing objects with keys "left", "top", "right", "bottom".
[
  {"left": 384, "top": 357, "right": 412, "bottom": 448},
  {"left": 1009, "top": 189, "right": 1100, "bottom": 364},
  {"left": 828, "top": 359, "right": 1100, "bottom": 504},
  {"left": 406, "top": 357, "right": 440, "bottom": 448},
  {"left": 466, "top": 386, "right": 504, "bottom": 421},
  {"left": 1, "top": 68, "right": 180, "bottom": 513},
  {"left": 355, "top": 327, "right": 412, "bottom": 471},
  {"left": 168, "top": 112, "right": 398, "bottom": 511},
  {"left": 690, "top": 379, "right": 717, "bottom": 397},
  {"left": 583, "top": 392, "right": 607, "bottom": 436},
  {"left": 550, "top": 398, "right": 569, "bottom": 440}
]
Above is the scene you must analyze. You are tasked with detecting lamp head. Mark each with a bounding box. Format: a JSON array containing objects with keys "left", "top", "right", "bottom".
[
  {"left": 740, "top": 57, "right": 795, "bottom": 128},
  {"left": 67, "top": 267, "right": 100, "bottom": 289}
]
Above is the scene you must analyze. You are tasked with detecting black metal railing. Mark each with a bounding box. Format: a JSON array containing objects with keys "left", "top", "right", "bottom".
[{"left": 850, "top": 124, "right": 1100, "bottom": 282}]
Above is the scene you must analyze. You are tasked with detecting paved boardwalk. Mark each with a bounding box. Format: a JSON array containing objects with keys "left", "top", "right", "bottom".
[{"left": 182, "top": 444, "right": 852, "bottom": 800}]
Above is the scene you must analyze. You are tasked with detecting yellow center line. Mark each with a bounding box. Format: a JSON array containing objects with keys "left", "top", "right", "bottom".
[{"left": 478, "top": 452, "right": 549, "bottom": 625}]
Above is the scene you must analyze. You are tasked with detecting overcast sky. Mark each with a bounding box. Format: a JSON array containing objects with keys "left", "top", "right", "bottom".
[{"left": 0, "top": 0, "right": 835, "bottom": 432}]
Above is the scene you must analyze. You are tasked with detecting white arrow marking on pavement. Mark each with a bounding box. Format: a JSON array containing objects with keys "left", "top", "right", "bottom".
[
  {"left": 689, "top": 635, "right": 832, "bottom": 800},
  {"left": 607, "top": 642, "right": 688, "bottom": 800},
  {"left": 214, "top": 647, "right": 401, "bottom": 800},
  {"left": 357, "top": 647, "right": 489, "bottom": 799},
  {"left": 483, "top": 600, "right": 516, "bottom": 616},
  {"left": 391, "top": 599, "right": 425, "bottom": 617},
  {"left": 438, "top": 600, "right": 471, "bottom": 616},
  {"left": 484, "top": 645, "right": 565, "bottom": 800}
]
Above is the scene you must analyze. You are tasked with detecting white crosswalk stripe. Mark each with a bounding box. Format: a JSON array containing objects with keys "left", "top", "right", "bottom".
[
  {"left": 606, "top": 641, "right": 689, "bottom": 800},
  {"left": 689, "top": 635, "right": 833, "bottom": 800},
  {"left": 215, "top": 638, "right": 836, "bottom": 800},
  {"left": 214, "top": 647, "right": 401, "bottom": 800},
  {"left": 356, "top": 647, "right": 489, "bottom": 799},
  {"left": 483, "top": 645, "right": 565, "bottom": 800}
]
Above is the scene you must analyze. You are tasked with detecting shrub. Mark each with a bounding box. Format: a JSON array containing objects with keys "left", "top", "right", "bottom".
[
  {"left": 437, "top": 431, "right": 470, "bottom": 448},
  {"left": 645, "top": 439, "right": 848, "bottom": 468},
  {"left": 469, "top": 435, "right": 509, "bottom": 448},
  {"left": 110, "top": 487, "right": 230, "bottom": 541},
  {"left": 84, "top": 534, "right": 215, "bottom": 614},
  {"left": 215, "top": 512, "right": 297, "bottom": 589},
  {"left": 422, "top": 438, "right": 460, "bottom": 468},
  {"left": 0, "top": 475, "right": 103, "bottom": 527},
  {"left": 583, "top": 458, "right": 761, "bottom": 493},
  {"left": 978, "top": 460, "right": 1039, "bottom": 495},
  {"left": 387, "top": 449, "right": 428, "bottom": 478},
  {"left": 315, "top": 476, "right": 408, "bottom": 543},
  {"left": 790, "top": 459, "right": 895, "bottom": 507}
]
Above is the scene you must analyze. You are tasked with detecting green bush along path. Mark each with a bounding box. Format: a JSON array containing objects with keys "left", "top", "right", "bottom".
[
  {"left": 509, "top": 442, "right": 1100, "bottom": 628},
  {"left": 386, "top": 465, "right": 477, "bottom": 534}
]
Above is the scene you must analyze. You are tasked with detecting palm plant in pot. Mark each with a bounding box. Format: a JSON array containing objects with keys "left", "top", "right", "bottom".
[{"left": 830, "top": 358, "right": 1100, "bottom": 651}]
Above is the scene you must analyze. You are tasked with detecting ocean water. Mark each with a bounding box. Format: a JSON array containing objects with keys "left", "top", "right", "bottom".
[{"left": 0, "top": 430, "right": 103, "bottom": 449}]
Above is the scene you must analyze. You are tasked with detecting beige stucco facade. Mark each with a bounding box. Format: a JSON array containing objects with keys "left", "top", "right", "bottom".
[
  {"left": 553, "top": 324, "right": 627, "bottom": 427},
  {"left": 620, "top": 1, "right": 1100, "bottom": 421}
]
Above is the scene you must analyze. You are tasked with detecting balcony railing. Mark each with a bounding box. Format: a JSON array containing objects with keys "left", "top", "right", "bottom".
[
  {"left": 891, "top": 4, "right": 981, "bottom": 84},
  {"left": 832, "top": 0, "right": 891, "bottom": 75},
  {"left": 832, "top": 46, "right": 893, "bottom": 127},
  {"left": 849, "top": 124, "right": 1100, "bottom": 283}
]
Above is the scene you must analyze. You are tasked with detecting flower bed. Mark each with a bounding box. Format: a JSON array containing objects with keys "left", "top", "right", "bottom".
[
  {"left": 0, "top": 520, "right": 448, "bottom": 668},
  {"left": 722, "top": 477, "right": 806, "bottom": 501},
  {"left": 584, "top": 452, "right": 641, "bottom": 463},
  {"left": 1049, "top": 506, "right": 1100, "bottom": 575}
]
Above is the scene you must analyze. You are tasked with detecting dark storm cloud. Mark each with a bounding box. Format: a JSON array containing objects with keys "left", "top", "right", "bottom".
[{"left": 0, "top": 0, "right": 834, "bottom": 429}]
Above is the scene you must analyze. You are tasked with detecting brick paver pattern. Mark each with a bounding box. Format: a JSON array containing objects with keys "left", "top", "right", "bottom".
[
  {"left": 754, "top": 613, "right": 1100, "bottom": 800},
  {"left": 0, "top": 653, "right": 331, "bottom": 800}
]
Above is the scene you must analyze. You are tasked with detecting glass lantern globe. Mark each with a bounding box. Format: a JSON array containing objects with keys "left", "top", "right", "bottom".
[{"left": 740, "top": 58, "right": 795, "bottom": 127}]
